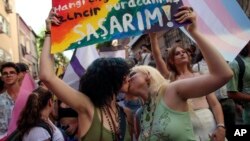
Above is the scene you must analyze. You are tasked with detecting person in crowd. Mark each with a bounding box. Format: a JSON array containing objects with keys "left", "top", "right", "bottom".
[
  {"left": 150, "top": 8, "right": 226, "bottom": 141},
  {"left": 39, "top": 10, "right": 131, "bottom": 141},
  {"left": 17, "top": 87, "right": 64, "bottom": 141},
  {"left": 129, "top": 6, "right": 232, "bottom": 141},
  {"left": 118, "top": 92, "right": 143, "bottom": 141},
  {"left": 137, "top": 44, "right": 154, "bottom": 66},
  {"left": 227, "top": 41, "right": 250, "bottom": 125},
  {"left": 37, "top": 80, "right": 59, "bottom": 125},
  {"left": 187, "top": 44, "right": 198, "bottom": 64},
  {"left": 56, "top": 100, "right": 78, "bottom": 141},
  {"left": 193, "top": 51, "right": 235, "bottom": 140},
  {"left": 38, "top": 80, "right": 48, "bottom": 90},
  {"left": 0, "top": 62, "right": 20, "bottom": 139},
  {"left": 16, "top": 62, "right": 29, "bottom": 83},
  {"left": 54, "top": 72, "right": 79, "bottom": 141},
  {"left": 166, "top": 44, "right": 225, "bottom": 141},
  {"left": 0, "top": 77, "right": 5, "bottom": 93}
]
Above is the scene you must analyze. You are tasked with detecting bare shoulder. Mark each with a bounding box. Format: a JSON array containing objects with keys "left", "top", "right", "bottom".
[{"left": 163, "top": 82, "right": 177, "bottom": 98}]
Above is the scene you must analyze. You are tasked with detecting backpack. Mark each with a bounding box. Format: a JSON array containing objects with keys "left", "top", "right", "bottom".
[
  {"left": 234, "top": 55, "right": 245, "bottom": 106},
  {"left": 235, "top": 56, "right": 245, "bottom": 92},
  {"left": 6, "top": 121, "right": 53, "bottom": 141}
]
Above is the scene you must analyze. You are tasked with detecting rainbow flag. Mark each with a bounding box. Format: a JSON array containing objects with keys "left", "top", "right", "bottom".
[
  {"left": 51, "top": 0, "right": 187, "bottom": 53},
  {"left": 182, "top": 0, "right": 250, "bottom": 61}
]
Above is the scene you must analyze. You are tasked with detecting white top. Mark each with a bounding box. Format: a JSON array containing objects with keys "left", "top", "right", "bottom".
[{"left": 22, "top": 121, "right": 64, "bottom": 141}]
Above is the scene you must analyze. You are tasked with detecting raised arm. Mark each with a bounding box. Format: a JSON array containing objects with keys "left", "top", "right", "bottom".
[
  {"left": 206, "top": 93, "right": 226, "bottom": 141},
  {"left": 39, "top": 11, "right": 93, "bottom": 114},
  {"left": 170, "top": 6, "right": 233, "bottom": 99},
  {"left": 149, "top": 33, "right": 170, "bottom": 78}
]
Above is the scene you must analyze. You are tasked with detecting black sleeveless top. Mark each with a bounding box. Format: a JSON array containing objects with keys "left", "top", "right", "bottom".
[{"left": 58, "top": 101, "right": 78, "bottom": 120}]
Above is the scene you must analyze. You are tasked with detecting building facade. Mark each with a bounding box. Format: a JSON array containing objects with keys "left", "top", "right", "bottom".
[
  {"left": 0, "top": 0, "right": 38, "bottom": 78},
  {"left": 17, "top": 15, "right": 39, "bottom": 77},
  {"left": 0, "top": 0, "right": 18, "bottom": 64}
]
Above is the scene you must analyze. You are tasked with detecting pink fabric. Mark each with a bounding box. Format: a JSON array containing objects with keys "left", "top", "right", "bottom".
[
  {"left": 182, "top": 0, "right": 250, "bottom": 61},
  {"left": 7, "top": 73, "right": 36, "bottom": 135},
  {"left": 0, "top": 135, "right": 7, "bottom": 141}
]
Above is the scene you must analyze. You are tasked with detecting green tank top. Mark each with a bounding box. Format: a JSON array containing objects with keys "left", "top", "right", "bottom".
[
  {"left": 81, "top": 107, "right": 131, "bottom": 141},
  {"left": 139, "top": 99, "right": 196, "bottom": 141}
]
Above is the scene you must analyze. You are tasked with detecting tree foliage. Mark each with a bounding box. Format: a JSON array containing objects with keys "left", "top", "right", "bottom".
[{"left": 36, "top": 30, "right": 69, "bottom": 69}]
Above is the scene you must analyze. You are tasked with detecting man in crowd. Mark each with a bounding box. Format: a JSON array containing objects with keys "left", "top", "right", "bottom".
[{"left": 0, "top": 62, "right": 20, "bottom": 139}]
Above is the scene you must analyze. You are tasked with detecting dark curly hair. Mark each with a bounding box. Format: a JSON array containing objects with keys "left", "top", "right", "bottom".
[
  {"left": 17, "top": 87, "right": 53, "bottom": 138},
  {"left": 0, "top": 62, "right": 20, "bottom": 74},
  {"left": 79, "top": 57, "right": 130, "bottom": 107}
]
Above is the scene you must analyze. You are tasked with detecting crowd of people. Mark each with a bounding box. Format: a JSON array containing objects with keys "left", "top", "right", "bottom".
[{"left": 0, "top": 4, "right": 249, "bottom": 141}]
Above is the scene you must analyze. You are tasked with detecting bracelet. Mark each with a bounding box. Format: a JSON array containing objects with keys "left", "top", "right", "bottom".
[{"left": 216, "top": 123, "right": 226, "bottom": 129}]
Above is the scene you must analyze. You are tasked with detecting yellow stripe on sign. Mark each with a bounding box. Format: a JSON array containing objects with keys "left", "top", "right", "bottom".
[{"left": 52, "top": 0, "right": 119, "bottom": 53}]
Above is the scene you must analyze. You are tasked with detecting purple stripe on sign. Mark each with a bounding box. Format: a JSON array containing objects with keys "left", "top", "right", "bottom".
[{"left": 70, "top": 54, "right": 85, "bottom": 77}]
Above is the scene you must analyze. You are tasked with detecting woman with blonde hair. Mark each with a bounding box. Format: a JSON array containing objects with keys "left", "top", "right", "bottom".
[
  {"left": 128, "top": 6, "right": 233, "bottom": 141},
  {"left": 149, "top": 6, "right": 227, "bottom": 141}
]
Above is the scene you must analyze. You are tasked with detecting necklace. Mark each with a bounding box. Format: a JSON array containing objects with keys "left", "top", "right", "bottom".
[
  {"left": 140, "top": 91, "right": 160, "bottom": 140},
  {"left": 109, "top": 105, "right": 120, "bottom": 124},
  {"left": 140, "top": 97, "right": 155, "bottom": 139},
  {"left": 102, "top": 105, "right": 121, "bottom": 141}
]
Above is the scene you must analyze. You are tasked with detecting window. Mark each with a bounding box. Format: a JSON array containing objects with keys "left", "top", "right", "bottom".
[
  {"left": 0, "top": 48, "right": 12, "bottom": 62},
  {"left": 25, "top": 41, "right": 31, "bottom": 54},
  {"left": 0, "top": 15, "right": 10, "bottom": 35},
  {"left": 3, "top": 0, "right": 12, "bottom": 13},
  {"left": 21, "top": 44, "right": 27, "bottom": 56}
]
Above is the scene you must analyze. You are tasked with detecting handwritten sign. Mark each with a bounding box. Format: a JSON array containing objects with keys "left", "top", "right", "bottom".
[{"left": 51, "top": 0, "right": 185, "bottom": 53}]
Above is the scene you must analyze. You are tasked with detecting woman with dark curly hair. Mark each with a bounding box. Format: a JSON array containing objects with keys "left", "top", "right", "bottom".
[
  {"left": 39, "top": 10, "right": 131, "bottom": 141},
  {"left": 17, "top": 87, "right": 64, "bottom": 141}
]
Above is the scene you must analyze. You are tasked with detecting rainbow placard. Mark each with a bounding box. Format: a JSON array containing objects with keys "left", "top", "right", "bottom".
[{"left": 51, "top": 0, "right": 186, "bottom": 53}]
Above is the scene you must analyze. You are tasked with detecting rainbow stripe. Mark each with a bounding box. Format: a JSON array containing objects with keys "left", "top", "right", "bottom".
[{"left": 51, "top": 0, "right": 185, "bottom": 53}]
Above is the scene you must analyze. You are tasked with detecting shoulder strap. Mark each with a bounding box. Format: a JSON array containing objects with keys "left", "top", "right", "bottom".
[
  {"left": 6, "top": 122, "right": 53, "bottom": 141},
  {"left": 235, "top": 56, "right": 245, "bottom": 92},
  {"left": 36, "top": 121, "right": 53, "bottom": 140},
  {"left": 118, "top": 105, "right": 126, "bottom": 141}
]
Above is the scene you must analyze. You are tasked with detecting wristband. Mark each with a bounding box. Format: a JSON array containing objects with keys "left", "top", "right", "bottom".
[{"left": 216, "top": 123, "right": 226, "bottom": 129}]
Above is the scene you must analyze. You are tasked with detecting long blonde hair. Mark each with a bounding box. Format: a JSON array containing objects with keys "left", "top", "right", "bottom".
[{"left": 131, "top": 65, "right": 169, "bottom": 98}]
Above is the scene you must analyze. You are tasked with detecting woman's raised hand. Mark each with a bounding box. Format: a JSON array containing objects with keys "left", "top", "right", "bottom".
[
  {"left": 45, "top": 9, "right": 61, "bottom": 31},
  {"left": 174, "top": 6, "right": 197, "bottom": 33}
]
